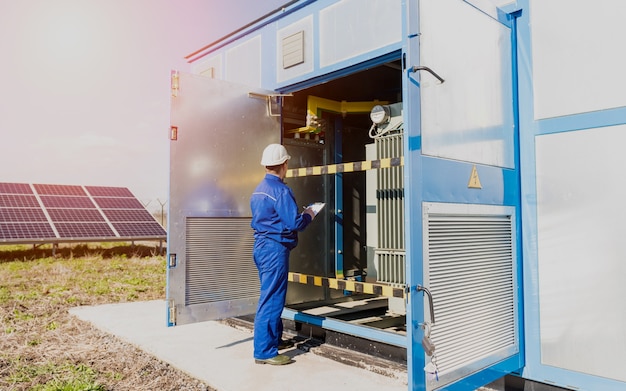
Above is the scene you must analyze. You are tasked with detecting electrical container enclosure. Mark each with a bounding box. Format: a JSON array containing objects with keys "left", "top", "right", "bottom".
[{"left": 168, "top": 0, "right": 626, "bottom": 390}]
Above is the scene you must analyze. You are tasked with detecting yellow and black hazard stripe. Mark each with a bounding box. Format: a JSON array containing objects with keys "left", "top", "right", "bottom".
[
  {"left": 288, "top": 272, "right": 405, "bottom": 299},
  {"left": 286, "top": 156, "right": 404, "bottom": 178}
]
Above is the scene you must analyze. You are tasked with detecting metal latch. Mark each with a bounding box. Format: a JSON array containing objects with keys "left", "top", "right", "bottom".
[
  {"left": 248, "top": 92, "right": 293, "bottom": 117},
  {"left": 168, "top": 253, "right": 177, "bottom": 268}
]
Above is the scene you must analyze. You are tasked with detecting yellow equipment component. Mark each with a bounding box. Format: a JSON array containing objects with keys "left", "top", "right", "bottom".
[
  {"left": 287, "top": 272, "right": 405, "bottom": 299},
  {"left": 288, "top": 95, "right": 389, "bottom": 134}
]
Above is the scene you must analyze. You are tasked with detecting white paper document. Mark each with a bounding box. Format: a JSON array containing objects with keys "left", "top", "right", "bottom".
[{"left": 307, "top": 202, "right": 325, "bottom": 216}]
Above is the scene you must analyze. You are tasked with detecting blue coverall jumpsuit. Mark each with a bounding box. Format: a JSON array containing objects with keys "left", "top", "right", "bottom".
[{"left": 250, "top": 174, "right": 312, "bottom": 360}]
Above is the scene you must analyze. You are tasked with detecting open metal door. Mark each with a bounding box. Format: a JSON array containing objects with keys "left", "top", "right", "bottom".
[
  {"left": 404, "top": 0, "right": 522, "bottom": 389},
  {"left": 167, "top": 72, "right": 281, "bottom": 326}
]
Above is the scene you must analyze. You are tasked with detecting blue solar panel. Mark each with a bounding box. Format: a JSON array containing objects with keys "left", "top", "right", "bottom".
[
  {"left": 92, "top": 197, "right": 144, "bottom": 209},
  {"left": 0, "top": 194, "right": 39, "bottom": 208},
  {"left": 40, "top": 196, "right": 96, "bottom": 209},
  {"left": 55, "top": 222, "right": 116, "bottom": 238},
  {"left": 112, "top": 222, "right": 167, "bottom": 237},
  {"left": 47, "top": 209, "right": 105, "bottom": 222},
  {"left": 0, "top": 182, "right": 166, "bottom": 243},
  {"left": 85, "top": 186, "right": 133, "bottom": 197},
  {"left": 0, "top": 223, "right": 56, "bottom": 239},
  {"left": 0, "top": 208, "right": 47, "bottom": 222},
  {"left": 0, "top": 183, "right": 33, "bottom": 194},
  {"left": 34, "top": 184, "right": 86, "bottom": 196},
  {"left": 102, "top": 209, "right": 154, "bottom": 222}
]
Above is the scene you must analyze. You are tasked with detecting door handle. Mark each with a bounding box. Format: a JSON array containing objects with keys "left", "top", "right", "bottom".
[
  {"left": 410, "top": 66, "right": 445, "bottom": 84},
  {"left": 417, "top": 284, "right": 436, "bottom": 324}
]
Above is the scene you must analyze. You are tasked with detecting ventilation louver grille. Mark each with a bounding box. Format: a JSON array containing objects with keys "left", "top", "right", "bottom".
[
  {"left": 185, "top": 217, "right": 259, "bottom": 306},
  {"left": 424, "top": 204, "right": 517, "bottom": 390}
]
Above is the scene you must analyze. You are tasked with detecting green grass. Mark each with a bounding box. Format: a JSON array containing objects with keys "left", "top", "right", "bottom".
[
  {"left": 8, "top": 360, "right": 105, "bottom": 391},
  {"left": 0, "top": 242, "right": 172, "bottom": 390}
]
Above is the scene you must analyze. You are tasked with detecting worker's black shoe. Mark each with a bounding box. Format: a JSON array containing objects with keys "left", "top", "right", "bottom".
[
  {"left": 278, "top": 339, "right": 294, "bottom": 350},
  {"left": 254, "top": 354, "right": 292, "bottom": 365}
]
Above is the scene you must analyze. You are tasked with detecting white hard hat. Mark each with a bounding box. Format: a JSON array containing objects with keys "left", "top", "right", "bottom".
[{"left": 260, "top": 143, "right": 291, "bottom": 166}]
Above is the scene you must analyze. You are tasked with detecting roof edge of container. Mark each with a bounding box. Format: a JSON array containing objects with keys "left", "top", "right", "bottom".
[{"left": 185, "top": 0, "right": 316, "bottom": 63}]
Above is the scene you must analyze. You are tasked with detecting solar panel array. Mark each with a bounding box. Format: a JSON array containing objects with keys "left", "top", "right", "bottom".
[{"left": 0, "top": 183, "right": 166, "bottom": 244}]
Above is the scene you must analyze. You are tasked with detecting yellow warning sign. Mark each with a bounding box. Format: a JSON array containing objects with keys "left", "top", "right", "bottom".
[{"left": 468, "top": 165, "right": 482, "bottom": 189}]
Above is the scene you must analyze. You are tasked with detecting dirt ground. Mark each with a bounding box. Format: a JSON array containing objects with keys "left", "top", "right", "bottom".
[
  {"left": 2, "top": 314, "right": 213, "bottom": 391},
  {"left": 0, "top": 244, "right": 214, "bottom": 391}
]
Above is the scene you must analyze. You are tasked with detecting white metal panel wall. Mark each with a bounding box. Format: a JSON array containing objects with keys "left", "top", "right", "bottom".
[
  {"left": 420, "top": 0, "right": 514, "bottom": 168},
  {"left": 423, "top": 202, "right": 518, "bottom": 390},
  {"left": 191, "top": 54, "right": 223, "bottom": 79},
  {"left": 535, "top": 125, "right": 626, "bottom": 382},
  {"left": 225, "top": 35, "right": 262, "bottom": 88},
  {"left": 531, "top": 0, "right": 626, "bottom": 119},
  {"left": 319, "top": 0, "right": 402, "bottom": 67}
]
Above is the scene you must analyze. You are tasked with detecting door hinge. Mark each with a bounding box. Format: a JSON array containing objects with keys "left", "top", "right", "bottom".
[
  {"left": 170, "top": 127, "right": 178, "bottom": 141},
  {"left": 171, "top": 70, "right": 180, "bottom": 97},
  {"left": 168, "top": 299, "right": 176, "bottom": 325}
]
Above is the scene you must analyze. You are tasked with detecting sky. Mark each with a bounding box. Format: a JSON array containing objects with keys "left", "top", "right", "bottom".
[{"left": 0, "top": 0, "right": 286, "bottom": 211}]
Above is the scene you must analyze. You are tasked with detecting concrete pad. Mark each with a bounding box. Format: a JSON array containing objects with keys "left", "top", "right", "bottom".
[{"left": 69, "top": 300, "right": 408, "bottom": 391}]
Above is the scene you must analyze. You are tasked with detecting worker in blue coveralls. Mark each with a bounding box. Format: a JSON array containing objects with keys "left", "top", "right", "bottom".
[{"left": 250, "top": 143, "right": 317, "bottom": 365}]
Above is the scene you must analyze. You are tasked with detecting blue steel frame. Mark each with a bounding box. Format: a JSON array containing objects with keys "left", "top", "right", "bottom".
[
  {"left": 334, "top": 116, "right": 344, "bottom": 279},
  {"left": 402, "top": 3, "right": 424, "bottom": 389}
]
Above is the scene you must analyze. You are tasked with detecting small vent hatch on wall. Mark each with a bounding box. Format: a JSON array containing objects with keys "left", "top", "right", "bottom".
[{"left": 282, "top": 31, "right": 305, "bottom": 69}]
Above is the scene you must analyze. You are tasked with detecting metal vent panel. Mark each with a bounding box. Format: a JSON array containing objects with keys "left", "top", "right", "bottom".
[
  {"left": 423, "top": 203, "right": 518, "bottom": 390},
  {"left": 282, "top": 30, "right": 304, "bottom": 69},
  {"left": 185, "top": 217, "right": 259, "bottom": 306}
]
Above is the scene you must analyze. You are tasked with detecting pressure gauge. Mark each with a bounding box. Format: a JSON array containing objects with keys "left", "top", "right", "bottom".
[{"left": 370, "top": 105, "right": 390, "bottom": 124}]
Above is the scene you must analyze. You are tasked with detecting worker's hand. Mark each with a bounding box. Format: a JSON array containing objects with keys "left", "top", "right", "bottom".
[{"left": 303, "top": 207, "right": 316, "bottom": 219}]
